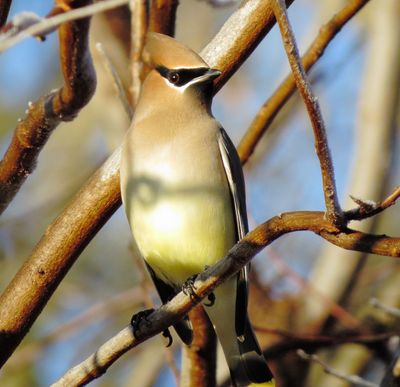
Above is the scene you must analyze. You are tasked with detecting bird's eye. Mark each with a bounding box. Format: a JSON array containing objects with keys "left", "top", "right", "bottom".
[{"left": 168, "top": 72, "right": 180, "bottom": 84}]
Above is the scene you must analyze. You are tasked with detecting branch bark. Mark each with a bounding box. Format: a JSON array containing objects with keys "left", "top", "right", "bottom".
[
  {"left": 181, "top": 306, "right": 217, "bottom": 387},
  {"left": 52, "top": 210, "right": 400, "bottom": 386},
  {"left": 0, "top": 0, "right": 96, "bottom": 214}
]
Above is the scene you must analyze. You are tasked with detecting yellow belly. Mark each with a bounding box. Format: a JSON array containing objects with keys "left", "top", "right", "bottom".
[{"left": 129, "top": 177, "right": 236, "bottom": 286}]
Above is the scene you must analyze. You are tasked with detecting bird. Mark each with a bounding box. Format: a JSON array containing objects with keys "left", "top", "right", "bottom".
[{"left": 120, "top": 32, "right": 273, "bottom": 386}]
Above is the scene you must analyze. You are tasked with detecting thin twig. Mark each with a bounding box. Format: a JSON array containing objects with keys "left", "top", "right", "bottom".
[
  {"left": 297, "top": 349, "right": 379, "bottom": 387},
  {"left": 96, "top": 42, "right": 133, "bottom": 120},
  {"left": 8, "top": 288, "right": 143, "bottom": 369},
  {"left": 51, "top": 210, "right": 400, "bottom": 385},
  {"left": 345, "top": 185, "right": 400, "bottom": 221},
  {"left": 0, "top": 0, "right": 96, "bottom": 214},
  {"left": 260, "top": 328, "right": 394, "bottom": 359},
  {"left": 0, "top": 0, "right": 130, "bottom": 52},
  {"left": 267, "top": 249, "right": 361, "bottom": 329},
  {"left": 370, "top": 298, "right": 400, "bottom": 319},
  {"left": 238, "top": 0, "right": 370, "bottom": 164},
  {"left": 129, "top": 0, "right": 148, "bottom": 107},
  {"left": 271, "top": 0, "right": 343, "bottom": 225}
]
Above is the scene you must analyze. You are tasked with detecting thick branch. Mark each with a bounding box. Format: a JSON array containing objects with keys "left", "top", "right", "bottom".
[
  {"left": 271, "top": 0, "right": 343, "bottom": 224},
  {"left": 0, "top": 0, "right": 96, "bottom": 214},
  {"left": 181, "top": 306, "right": 217, "bottom": 387},
  {"left": 0, "top": 0, "right": 296, "bottom": 367},
  {"left": 52, "top": 211, "right": 400, "bottom": 386},
  {"left": 202, "top": 0, "right": 294, "bottom": 92},
  {"left": 238, "top": 0, "right": 370, "bottom": 164},
  {"left": 149, "top": 0, "right": 178, "bottom": 36},
  {"left": 0, "top": 148, "right": 121, "bottom": 368}
]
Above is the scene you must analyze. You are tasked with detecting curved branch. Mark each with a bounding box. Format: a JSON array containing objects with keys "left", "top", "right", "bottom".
[
  {"left": 237, "top": 0, "right": 370, "bottom": 163},
  {"left": 52, "top": 211, "right": 400, "bottom": 386},
  {"left": 0, "top": 0, "right": 96, "bottom": 214},
  {"left": 0, "top": 0, "right": 296, "bottom": 367}
]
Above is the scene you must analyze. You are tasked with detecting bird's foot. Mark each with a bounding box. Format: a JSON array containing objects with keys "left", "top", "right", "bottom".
[
  {"left": 204, "top": 292, "right": 215, "bottom": 307},
  {"left": 162, "top": 328, "right": 173, "bottom": 347},
  {"left": 130, "top": 308, "right": 154, "bottom": 339},
  {"left": 182, "top": 274, "right": 200, "bottom": 301}
]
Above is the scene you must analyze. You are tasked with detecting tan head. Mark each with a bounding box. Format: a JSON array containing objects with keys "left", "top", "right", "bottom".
[{"left": 137, "top": 33, "right": 221, "bottom": 113}]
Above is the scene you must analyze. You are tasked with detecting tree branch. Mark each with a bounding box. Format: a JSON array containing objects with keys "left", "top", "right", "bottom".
[
  {"left": 0, "top": 0, "right": 96, "bottom": 215},
  {"left": 258, "top": 328, "right": 394, "bottom": 359},
  {"left": 52, "top": 210, "right": 400, "bottom": 386},
  {"left": 149, "top": 0, "right": 178, "bottom": 36},
  {"left": 129, "top": 0, "right": 147, "bottom": 106},
  {"left": 0, "top": 0, "right": 297, "bottom": 367},
  {"left": 297, "top": 349, "right": 378, "bottom": 387},
  {"left": 271, "top": 0, "right": 343, "bottom": 225},
  {"left": 0, "top": 0, "right": 130, "bottom": 52},
  {"left": 237, "top": 0, "right": 370, "bottom": 164},
  {"left": 181, "top": 306, "right": 217, "bottom": 387}
]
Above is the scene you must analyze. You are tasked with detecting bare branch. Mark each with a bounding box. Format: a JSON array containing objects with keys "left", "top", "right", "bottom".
[
  {"left": 238, "top": 0, "right": 371, "bottom": 163},
  {"left": 297, "top": 349, "right": 378, "bottom": 387},
  {"left": 181, "top": 306, "right": 217, "bottom": 387},
  {"left": 0, "top": 147, "right": 122, "bottom": 368},
  {"left": 52, "top": 210, "right": 400, "bottom": 385},
  {"left": 0, "top": 0, "right": 297, "bottom": 366},
  {"left": 260, "top": 328, "right": 394, "bottom": 359},
  {"left": 149, "top": 0, "right": 178, "bottom": 36},
  {"left": 271, "top": 0, "right": 343, "bottom": 225},
  {"left": 96, "top": 42, "right": 133, "bottom": 120},
  {"left": 345, "top": 186, "right": 400, "bottom": 221},
  {"left": 370, "top": 298, "right": 400, "bottom": 319},
  {"left": 0, "top": 0, "right": 96, "bottom": 215},
  {"left": 129, "top": 0, "right": 148, "bottom": 106},
  {"left": 202, "top": 0, "right": 295, "bottom": 92},
  {"left": 0, "top": 0, "right": 130, "bottom": 52}
]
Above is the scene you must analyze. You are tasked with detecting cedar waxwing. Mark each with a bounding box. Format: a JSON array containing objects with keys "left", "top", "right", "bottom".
[{"left": 120, "top": 32, "right": 273, "bottom": 386}]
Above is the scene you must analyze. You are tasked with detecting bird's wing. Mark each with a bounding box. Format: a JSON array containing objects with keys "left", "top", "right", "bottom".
[
  {"left": 218, "top": 127, "right": 249, "bottom": 337},
  {"left": 145, "top": 263, "right": 193, "bottom": 345}
]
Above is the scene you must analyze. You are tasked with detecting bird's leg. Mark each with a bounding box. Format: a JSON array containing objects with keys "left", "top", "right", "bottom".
[
  {"left": 131, "top": 309, "right": 174, "bottom": 347},
  {"left": 182, "top": 274, "right": 200, "bottom": 301},
  {"left": 130, "top": 309, "right": 154, "bottom": 339}
]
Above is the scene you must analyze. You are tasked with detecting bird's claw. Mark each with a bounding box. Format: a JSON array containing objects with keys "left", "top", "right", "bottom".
[
  {"left": 182, "top": 274, "right": 199, "bottom": 301},
  {"left": 130, "top": 308, "right": 154, "bottom": 339},
  {"left": 204, "top": 292, "right": 215, "bottom": 307},
  {"left": 162, "top": 328, "right": 173, "bottom": 347}
]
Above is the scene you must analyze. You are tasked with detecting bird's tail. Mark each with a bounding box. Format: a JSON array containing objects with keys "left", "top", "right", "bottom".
[{"left": 204, "top": 279, "right": 273, "bottom": 386}]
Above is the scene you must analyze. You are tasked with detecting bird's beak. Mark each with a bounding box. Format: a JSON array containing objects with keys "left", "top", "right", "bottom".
[
  {"left": 204, "top": 68, "right": 222, "bottom": 81},
  {"left": 193, "top": 68, "right": 222, "bottom": 84}
]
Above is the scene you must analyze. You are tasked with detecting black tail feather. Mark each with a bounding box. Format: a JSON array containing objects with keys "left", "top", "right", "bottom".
[{"left": 230, "top": 318, "right": 273, "bottom": 385}]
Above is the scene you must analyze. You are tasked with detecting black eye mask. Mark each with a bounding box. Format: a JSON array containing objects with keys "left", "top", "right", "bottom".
[{"left": 156, "top": 66, "right": 210, "bottom": 87}]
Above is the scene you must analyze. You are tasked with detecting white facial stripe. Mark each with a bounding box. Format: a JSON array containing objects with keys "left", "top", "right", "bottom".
[{"left": 162, "top": 75, "right": 208, "bottom": 93}]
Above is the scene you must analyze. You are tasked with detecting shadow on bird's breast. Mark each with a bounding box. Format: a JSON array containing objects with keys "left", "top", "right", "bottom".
[{"left": 127, "top": 174, "right": 227, "bottom": 208}]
